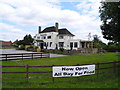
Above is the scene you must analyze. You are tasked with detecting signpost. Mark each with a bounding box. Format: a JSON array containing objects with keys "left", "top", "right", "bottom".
[{"left": 52, "top": 65, "right": 95, "bottom": 77}]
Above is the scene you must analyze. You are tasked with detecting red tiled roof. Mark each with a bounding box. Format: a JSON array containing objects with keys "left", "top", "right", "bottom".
[
  {"left": 80, "top": 41, "right": 94, "bottom": 42},
  {"left": 0, "top": 41, "right": 12, "bottom": 45}
]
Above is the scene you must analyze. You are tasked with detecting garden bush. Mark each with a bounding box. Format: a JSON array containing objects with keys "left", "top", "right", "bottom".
[
  {"left": 59, "top": 48, "right": 64, "bottom": 52},
  {"left": 19, "top": 45, "right": 25, "bottom": 50},
  {"left": 26, "top": 46, "right": 34, "bottom": 51}
]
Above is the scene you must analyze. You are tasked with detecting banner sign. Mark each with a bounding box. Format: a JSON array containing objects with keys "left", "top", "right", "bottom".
[{"left": 52, "top": 65, "right": 95, "bottom": 77}]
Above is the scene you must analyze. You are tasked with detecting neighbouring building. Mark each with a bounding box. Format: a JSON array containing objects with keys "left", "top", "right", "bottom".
[
  {"left": 0, "top": 40, "right": 12, "bottom": 48},
  {"left": 33, "top": 22, "right": 94, "bottom": 50}
]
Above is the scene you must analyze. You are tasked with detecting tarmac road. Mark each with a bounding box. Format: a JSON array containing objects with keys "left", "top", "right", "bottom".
[{"left": 0, "top": 49, "right": 67, "bottom": 58}]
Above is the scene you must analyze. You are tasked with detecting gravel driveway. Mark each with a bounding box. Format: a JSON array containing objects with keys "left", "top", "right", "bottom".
[{"left": 0, "top": 49, "right": 67, "bottom": 58}]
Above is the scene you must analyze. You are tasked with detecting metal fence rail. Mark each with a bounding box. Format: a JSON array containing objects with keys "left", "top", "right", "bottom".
[
  {"left": 0, "top": 52, "right": 50, "bottom": 61},
  {"left": 1, "top": 61, "right": 120, "bottom": 83}
]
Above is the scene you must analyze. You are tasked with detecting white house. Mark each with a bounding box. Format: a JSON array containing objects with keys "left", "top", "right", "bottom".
[{"left": 33, "top": 22, "right": 94, "bottom": 50}]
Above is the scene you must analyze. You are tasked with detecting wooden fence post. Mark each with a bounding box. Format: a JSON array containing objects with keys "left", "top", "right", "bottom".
[
  {"left": 52, "top": 65, "right": 54, "bottom": 83},
  {"left": 26, "top": 64, "right": 29, "bottom": 82},
  {"left": 6, "top": 54, "right": 7, "bottom": 61},
  {"left": 113, "top": 61, "right": 116, "bottom": 76},
  {"left": 76, "top": 64, "right": 80, "bottom": 80},
  {"left": 97, "top": 63, "right": 99, "bottom": 80},
  {"left": 22, "top": 54, "right": 23, "bottom": 60},
  {"left": 48, "top": 53, "right": 50, "bottom": 58},
  {"left": 41, "top": 53, "right": 42, "bottom": 58},
  {"left": 32, "top": 53, "right": 33, "bottom": 59}
]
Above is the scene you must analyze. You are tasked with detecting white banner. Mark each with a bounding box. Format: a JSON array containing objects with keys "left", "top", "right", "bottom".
[{"left": 52, "top": 65, "right": 95, "bottom": 77}]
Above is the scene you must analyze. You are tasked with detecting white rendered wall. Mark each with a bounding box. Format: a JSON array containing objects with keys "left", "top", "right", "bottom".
[
  {"left": 69, "top": 39, "right": 81, "bottom": 50},
  {"left": 34, "top": 32, "right": 81, "bottom": 50},
  {"left": 34, "top": 32, "right": 58, "bottom": 49}
]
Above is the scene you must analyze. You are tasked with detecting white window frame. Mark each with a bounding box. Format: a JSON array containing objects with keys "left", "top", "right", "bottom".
[{"left": 59, "top": 36, "right": 64, "bottom": 39}]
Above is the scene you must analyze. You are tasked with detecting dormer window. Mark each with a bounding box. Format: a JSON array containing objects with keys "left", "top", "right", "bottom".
[
  {"left": 47, "top": 36, "right": 51, "bottom": 39},
  {"left": 44, "top": 36, "right": 46, "bottom": 39},
  {"left": 37, "top": 36, "right": 40, "bottom": 39},
  {"left": 59, "top": 36, "right": 63, "bottom": 39},
  {"left": 41, "top": 36, "right": 46, "bottom": 39}
]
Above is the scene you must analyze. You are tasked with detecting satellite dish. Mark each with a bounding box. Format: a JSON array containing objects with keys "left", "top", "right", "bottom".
[{"left": 88, "top": 33, "right": 92, "bottom": 41}]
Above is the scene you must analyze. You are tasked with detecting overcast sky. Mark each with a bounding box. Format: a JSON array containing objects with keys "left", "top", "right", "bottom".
[{"left": 0, "top": 0, "right": 109, "bottom": 43}]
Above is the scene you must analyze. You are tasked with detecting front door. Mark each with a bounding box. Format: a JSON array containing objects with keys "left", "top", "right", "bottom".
[
  {"left": 70, "top": 42, "right": 73, "bottom": 50},
  {"left": 40, "top": 43, "right": 44, "bottom": 49}
]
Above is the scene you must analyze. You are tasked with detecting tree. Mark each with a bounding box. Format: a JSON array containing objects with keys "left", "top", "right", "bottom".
[
  {"left": 93, "top": 35, "right": 107, "bottom": 49},
  {"left": 23, "top": 34, "right": 34, "bottom": 45},
  {"left": 93, "top": 35, "right": 101, "bottom": 42},
  {"left": 16, "top": 34, "right": 34, "bottom": 45},
  {"left": 107, "top": 42, "right": 120, "bottom": 50},
  {"left": 16, "top": 40, "right": 24, "bottom": 45},
  {"left": 99, "top": 2, "right": 120, "bottom": 43}
]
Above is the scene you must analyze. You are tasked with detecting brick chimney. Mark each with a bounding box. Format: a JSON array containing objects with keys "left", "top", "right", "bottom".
[
  {"left": 38, "top": 26, "right": 41, "bottom": 33},
  {"left": 55, "top": 22, "right": 59, "bottom": 32}
]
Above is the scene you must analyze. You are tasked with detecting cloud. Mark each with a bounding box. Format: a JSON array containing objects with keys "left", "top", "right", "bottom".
[
  {"left": 76, "top": 0, "right": 101, "bottom": 16},
  {"left": 71, "top": 0, "right": 108, "bottom": 43},
  {"left": 0, "top": 0, "right": 62, "bottom": 26},
  {"left": 0, "top": 23, "right": 34, "bottom": 41},
  {"left": 0, "top": 0, "right": 109, "bottom": 43},
  {"left": 0, "top": 0, "right": 100, "bottom": 25}
]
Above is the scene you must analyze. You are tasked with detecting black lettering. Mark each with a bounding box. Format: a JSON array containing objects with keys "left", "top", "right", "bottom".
[
  {"left": 63, "top": 72, "right": 67, "bottom": 75},
  {"left": 76, "top": 67, "right": 88, "bottom": 71},
  {"left": 75, "top": 72, "right": 83, "bottom": 75},
  {"left": 62, "top": 67, "right": 74, "bottom": 71},
  {"left": 63, "top": 72, "right": 74, "bottom": 76},
  {"left": 84, "top": 70, "right": 95, "bottom": 74},
  {"left": 54, "top": 73, "right": 61, "bottom": 76},
  {"left": 62, "top": 67, "right": 66, "bottom": 71},
  {"left": 75, "top": 72, "right": 78, "bottom": 75}
]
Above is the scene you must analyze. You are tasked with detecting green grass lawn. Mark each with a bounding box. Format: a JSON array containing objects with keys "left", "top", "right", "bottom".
[{"left": 1, "top": 52, "right": 120, "bottom": 88}]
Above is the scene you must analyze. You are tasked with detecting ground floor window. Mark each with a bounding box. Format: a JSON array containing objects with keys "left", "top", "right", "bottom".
[
  {"left": 59, "top": 42, "right": 64, "bottom": 47},
  {"left": 70, "top": 42, "right": 73, "bottom": 47},
  {"left": 50, "top": 42, "right": 52, "bottom": 47},
  {"left": 74, "top": 42, "right": 78, "bottom": 48},
  {"left": 70, "top": 42, "right": 73, "bottom": 50},
  {"left": 81, "top": 42, "right": 85, "bottom": 48},
  {"left": 38, "top": 43, "right": 44, "bottom": 49}
]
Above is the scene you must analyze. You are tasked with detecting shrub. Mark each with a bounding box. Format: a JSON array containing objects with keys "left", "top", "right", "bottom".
[
  {"left": 19, "top": 45, "right": 25, "bottom": 50},
  {"left": 59, "top": 48, "right": 64, "bottom": 52},
  {"left": 41, "top": 49, "right": 47, "bottom": 53},
  {"left": 26, "top": 46, "right": 34, "bottom": 51},
  {"left": 34, "top": 46, "right": 39, "bottom": 49}
]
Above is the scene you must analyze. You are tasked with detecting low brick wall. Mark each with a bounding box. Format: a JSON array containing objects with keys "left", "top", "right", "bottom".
[
  {"left": 42, "top": 48, "right": 98, "bottom": 55},
  {"left": 1, "top": 45, "right": 14, "bottom": 49},
  {"left": 78, "top": 48, "right": 98, "bottom": 54}
]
